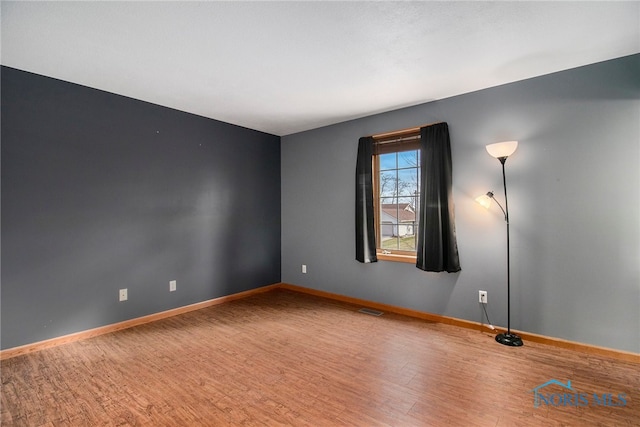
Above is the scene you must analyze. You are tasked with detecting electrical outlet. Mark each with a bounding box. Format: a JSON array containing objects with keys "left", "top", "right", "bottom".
[
  {"left": 302, "top": 264, "right": 307, "bottom": 274},
  {"left": 479, "top": 290, "right": 488, "bottom": 304},
  {"left": 119, "top": 288, "right": 128, "bottom": 301},
  {"left": 169, "top": 280, "right": 177, "bottom": 292}
]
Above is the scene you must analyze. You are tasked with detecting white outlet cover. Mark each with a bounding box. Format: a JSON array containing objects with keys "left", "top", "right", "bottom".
[
  {"left": 479, "top": 290, "right": 487, "bottom": 303},
  {"left": 170, "top": 280, "right": 177, "bottom": 292},
  {"left": 119, "top": 288, "right": 128, "bottom": 301}
]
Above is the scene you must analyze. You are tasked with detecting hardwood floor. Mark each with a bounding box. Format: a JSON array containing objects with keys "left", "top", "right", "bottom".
[{"left": 2, "top": 289, "right": 638, "bottom": 426}]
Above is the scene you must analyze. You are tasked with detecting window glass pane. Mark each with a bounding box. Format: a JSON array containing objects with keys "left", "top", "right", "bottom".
[
  {"left": 380, "top": 196, "right": 397, "bottom": 206},
  {"left": 397, "top": 196, "right": 417, "bottom": 206},
  {"left": 380, "top": 172, "right": 398, "bottom": 198},
  {"left": 379, "top": 153, "right": 397, "bottom": 171},
  {"left": 380, "top": 202, "right": 399, "bottom": 225},
  {"left": 380, "top": 233, "right": 416, "bottom": 251},
  {"left": 397, "top": 169, "right": 419, "bottom": 196},
  {"left": 401, "top": 234, "right": 417, "bottom": 251},
  {"left": 397, "top": 150, "right": 419, "bottom": 169},
  {"left": 381, "top": 236, "right": 399, "bottom": 251}
]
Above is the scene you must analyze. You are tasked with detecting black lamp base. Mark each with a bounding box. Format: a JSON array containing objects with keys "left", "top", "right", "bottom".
[{"left": 496, "top": 332, "right": 523, "bottom": 347}]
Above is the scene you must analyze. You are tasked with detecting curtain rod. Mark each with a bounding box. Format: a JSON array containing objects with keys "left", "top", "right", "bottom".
[{"left": 375, "top": 135, "right": 420, "bottom": 145}]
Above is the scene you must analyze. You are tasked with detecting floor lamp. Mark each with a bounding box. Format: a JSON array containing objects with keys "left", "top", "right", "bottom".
[{"left": 476, "top": 141, "right": 523, "bottom": 347}]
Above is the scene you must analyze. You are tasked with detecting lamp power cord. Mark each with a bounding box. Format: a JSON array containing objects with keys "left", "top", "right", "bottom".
[{"left": 482, "top": 303, "right": 496, "bottom": 331}]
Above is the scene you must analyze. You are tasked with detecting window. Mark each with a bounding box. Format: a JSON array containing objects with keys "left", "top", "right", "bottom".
[
  {"left": 372, "top": 129, "right": 421, "bottom": 263},
  {"left": 356, "top": 122, "right": 460, "bottom": 271}
]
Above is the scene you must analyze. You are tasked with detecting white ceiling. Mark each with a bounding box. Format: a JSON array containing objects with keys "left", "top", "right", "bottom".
[{"left": 2, "top": 1, "right": 639, "bottom": 136}]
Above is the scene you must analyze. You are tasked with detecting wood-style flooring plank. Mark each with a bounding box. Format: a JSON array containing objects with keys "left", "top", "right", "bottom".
[{"left": 2, "top": 289, "right": 638, "bottom": 426}]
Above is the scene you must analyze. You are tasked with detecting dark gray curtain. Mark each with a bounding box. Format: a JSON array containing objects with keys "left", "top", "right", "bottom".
[
  {"left": 416, "top": 123, "right": 461, "bottom": 272},
  {"left": 355, "top": 136, "right": 377, "bottom": 263}
]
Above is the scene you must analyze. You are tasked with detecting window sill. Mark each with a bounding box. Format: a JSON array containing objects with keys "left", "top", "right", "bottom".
[{"left": 377, "top": 253, "right": 416, "bottom": 264}]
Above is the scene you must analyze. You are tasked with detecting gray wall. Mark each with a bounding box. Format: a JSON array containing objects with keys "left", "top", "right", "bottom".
[
  {"left": 281, "top": 54, "right": 640, "bottom": 353},
  {"left": 1, "top": 67, "right": 281, "bottom": 350}
]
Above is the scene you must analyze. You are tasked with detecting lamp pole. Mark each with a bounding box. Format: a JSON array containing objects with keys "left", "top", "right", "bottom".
[{"left": 495, "top": 155, "right": 523, "bottom": 347}]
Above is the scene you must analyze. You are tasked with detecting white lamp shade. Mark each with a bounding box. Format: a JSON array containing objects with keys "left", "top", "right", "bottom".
[
  {"left": 475, "top": 194, "right": 492, "bottom": 209},
  {"left": 486, "top": 141, "right": 518, "bottom": 159}
]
